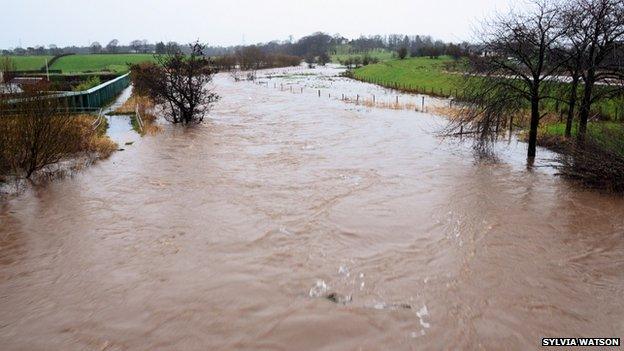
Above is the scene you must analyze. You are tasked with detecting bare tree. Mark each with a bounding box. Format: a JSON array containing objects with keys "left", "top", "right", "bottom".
[
  {"left": 397, "top": 46, "right": 408, "bottom": 59},
  {"left": 0, "top": 85, "right": 115, "bottom": 178},
  {"left": 130, "top": 42, "right": 220, "bottom": 124},
  {"left": 155, "top": 41, "right": 166, "bottom": 54},
  {"left": 0, "top": 56, "right": 16, "bottom": 87},
  {"left": 165, "top": 41, "right": 181, "bottom": 54},
  {"left": 236, "top": 46, "right": 265, "bottom": 70},
  {"left": 90, "top": 42, "right": 102, "bottom": 54},
  {"left": 304, "top": 54, "right": 316, "bottom": 68},
  {"left": 571, "top": 0, "right": 624, "bottom": 142},
  {"left": 130, "top": 40, "right": 144, "bottom": 53},
  {"left": 318, "top": 52, "right": 330, "bottom": 66},
  {"left": 455, "top": 1, "right": 567, "bottom": 159},
  {"left": 106, "top": 39, "right": 119, "bottom": 54}
]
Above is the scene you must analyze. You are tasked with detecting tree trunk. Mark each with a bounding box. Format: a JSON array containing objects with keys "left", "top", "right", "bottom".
[
  {"left": 578, "top": 35, "right": 598, "bottom": 144},
  {"left": 527, "top": 96, "right": 540, "bottom": 158},
  {"left": 577, "top": 70, "right": 594, "bottom": 144},
  {"left": 565, "top": 75, "right": 579, "bottom": 138}
]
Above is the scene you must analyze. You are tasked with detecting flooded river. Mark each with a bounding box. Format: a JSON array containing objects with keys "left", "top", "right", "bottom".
[{"left": 1, "top": 67, "right": 623, "bottom": 350}]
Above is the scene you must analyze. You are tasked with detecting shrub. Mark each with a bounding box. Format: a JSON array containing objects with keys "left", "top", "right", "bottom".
[
  {"left": 557, "top": 125, "right": 624, "bottom": 192},
  {"left": 0, "top": 88, "right": 116, "bottom": 179},
  {"left": 72, "top": 76, "right": 101, "bottom": 91},
  {"left": 398, "top": 47, "right": 408, "bottom": 59}
]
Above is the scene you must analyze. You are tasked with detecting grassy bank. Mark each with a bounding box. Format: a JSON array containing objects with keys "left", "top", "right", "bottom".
[
  {"left": 352, "top": 56, "right": 623, "bottom": 121},
  {"left": 351, "top": 56, "right": 462, "bottom": 97},
  {"left": 331, "top": 48, "right": 395, "bottom": 63},
  {"left": 540, "top": 121, "right": 624, "bottom": 155},
  {"left": 0, "top": 113, "right": 116, "bottom": 181}
]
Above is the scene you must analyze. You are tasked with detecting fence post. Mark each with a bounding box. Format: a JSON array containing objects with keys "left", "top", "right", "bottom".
[
  {"left": 421, "top": 96, "right": 425, "bottom": 111},
  {"left": 318, "top": 89, "right": 321, "bottom": 97}
]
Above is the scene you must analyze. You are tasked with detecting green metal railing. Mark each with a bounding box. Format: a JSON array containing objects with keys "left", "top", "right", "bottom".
[{"left": 48, "top": 73, "right": 131, "bottom": 112}]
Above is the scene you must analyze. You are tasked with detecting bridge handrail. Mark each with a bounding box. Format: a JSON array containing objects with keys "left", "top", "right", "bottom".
[
  {"left": 45, "top": 72, "right": 130, "bottom": 98},
  {"left": 4, "top": 72, "right": 131, "bottom": 106}
]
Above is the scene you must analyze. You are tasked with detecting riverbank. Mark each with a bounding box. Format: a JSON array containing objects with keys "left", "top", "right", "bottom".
[
  {"left": 0, "top": 84, "right": 150, "bottom": 194},
  {"left": 351, "top": 56, "right": 624, "bottom": 120},
  {"left": 349, "top": 56, "right": 462, "bottom": 98},
  {"left": 0, "top": 113, "right": 117, "bottom": 192}
]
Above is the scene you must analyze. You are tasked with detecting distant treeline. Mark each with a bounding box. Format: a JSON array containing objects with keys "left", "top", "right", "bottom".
[
  {"left": 212, "top": 47, "right": 301, "bottom": 71},
  {"left": 1, "top": 32, "right": 477, "bottom": 62}
]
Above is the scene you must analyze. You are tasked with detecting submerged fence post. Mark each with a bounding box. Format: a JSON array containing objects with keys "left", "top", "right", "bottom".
[
  {"left": 373, "top": 94, "right": 375, "bottom": 103},
  {"left": 318, "top": 89, "right": 321, "bottom": 97}
]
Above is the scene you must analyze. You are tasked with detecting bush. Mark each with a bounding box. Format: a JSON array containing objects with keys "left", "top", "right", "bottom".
[
  {"left": 556, "top": 125, "right": 624, "bottom": 192},
  {"left": 398, "top": 47, "right": 408, "bottom": 59},
  {"left": 0, "top": 87, "right": 116, "bottom": 179},
  {"left": 72, "top": 75, "right": 101, "bottom": 91}
]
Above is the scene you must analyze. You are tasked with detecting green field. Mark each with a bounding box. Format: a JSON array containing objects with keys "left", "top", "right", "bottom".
[
  {"left": 331, "top": 48, "right": 395, "bottom": 63},
  {"left": 352, "top": 56, "right": 462, "bottom": 96},
  {"left": 50, "top": 54, "right": 157, "bottom": 74},
  {"left": 5, "top": 55, "right": 53, "bottom": 71}
]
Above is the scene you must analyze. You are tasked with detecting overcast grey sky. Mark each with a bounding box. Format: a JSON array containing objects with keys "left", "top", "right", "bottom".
[{"left": 1, "top": 0, "right": 513, "bottom": 49}]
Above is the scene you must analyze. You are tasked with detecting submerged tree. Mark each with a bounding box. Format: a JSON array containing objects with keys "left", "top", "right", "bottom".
[
  {"left": 130, "top": 42, "right": 220, "bottom": 124},
  {"left": 318, "top": 52, "right": 331, "bottom": 66},
  {"left": 454, "top": 1, "right": 567, "bottom": 159},
  {"left": 571, "top": 0, "right": 624, "bottom": 142},
  {"left": 0, "top": 84, "right": 115, "bottom": 178}
]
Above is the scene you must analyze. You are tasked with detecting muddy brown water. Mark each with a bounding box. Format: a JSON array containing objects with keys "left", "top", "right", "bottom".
[{"left": 1, "top": 69, "right": 624, "bottom": 350}]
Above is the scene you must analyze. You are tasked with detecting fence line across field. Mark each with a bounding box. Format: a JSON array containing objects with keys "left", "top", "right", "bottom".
[{"left": 257, "top": 78, "right": 435, "bottom": 112}]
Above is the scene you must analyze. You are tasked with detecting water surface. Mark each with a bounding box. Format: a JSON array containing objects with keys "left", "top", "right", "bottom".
[{"left": 1, "top": 67, "right": 623, "bottom": 350}]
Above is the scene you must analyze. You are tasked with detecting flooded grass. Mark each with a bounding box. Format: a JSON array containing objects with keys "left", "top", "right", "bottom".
[{"left": 351, "top": 56, "right": 462, "bottom": 97}]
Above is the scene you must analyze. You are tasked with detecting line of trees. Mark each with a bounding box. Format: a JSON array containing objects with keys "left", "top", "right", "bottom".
[
  {"left": 212, "top": 46, "right": 301, "bottom": 72},
  {"left": 2, "top": 39, "right": 161, "bottom": 56},
  {"left": 455, "top": 0, "right": 624, "bottom": 160},
  {"left": 1, "top": 32, "right": 475, "bottom": 61}
]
